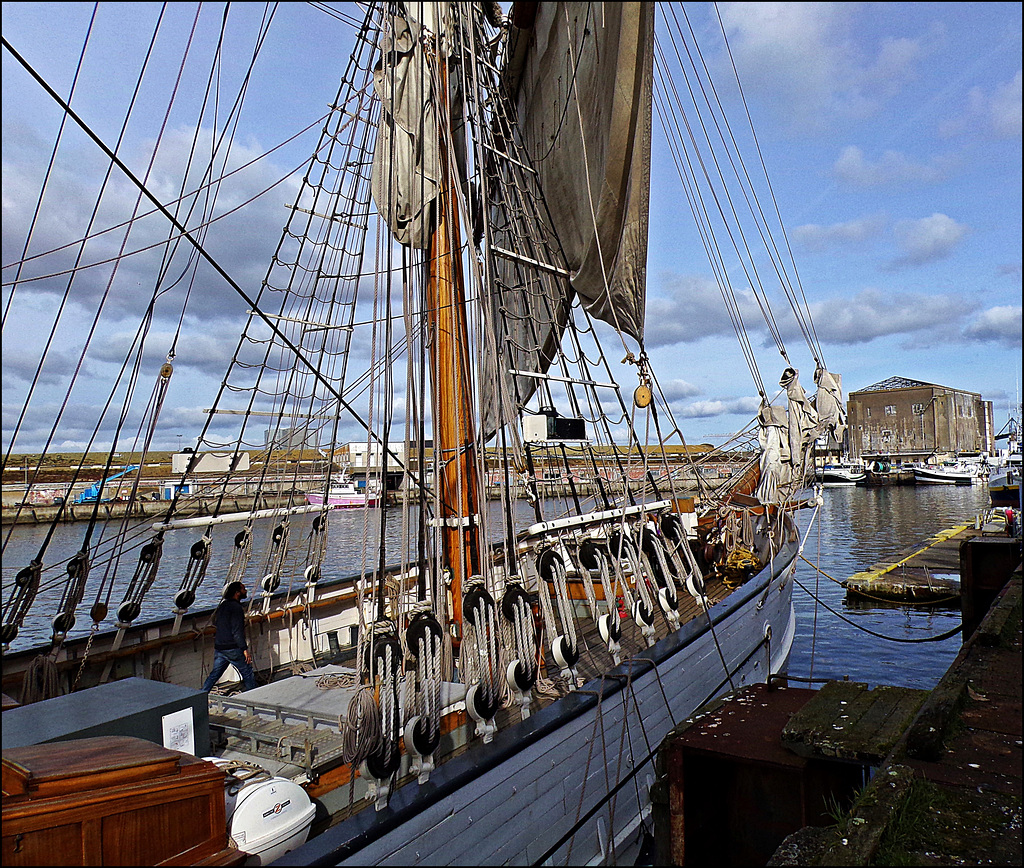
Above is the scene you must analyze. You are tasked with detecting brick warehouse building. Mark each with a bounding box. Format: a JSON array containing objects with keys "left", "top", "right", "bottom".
[{"left": 847, "top": 376, "right": 994, "bottom": 463}]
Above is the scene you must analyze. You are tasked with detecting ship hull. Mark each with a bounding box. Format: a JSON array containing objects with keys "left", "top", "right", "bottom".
[
  {"left": 1, "top": 508, "right": 798, "bottom": 868},
  {"left": 815, "top": 466, "right": 865, "bottom": 486},
  {"left": 278, "top": 538, "right": 798, "bottom": 867},
  {"left": 989, "top": 460, "right": 1020, "bottom": 508},
  {"left": 989, "top": 485, "right": 1019, "bottom": 507}
]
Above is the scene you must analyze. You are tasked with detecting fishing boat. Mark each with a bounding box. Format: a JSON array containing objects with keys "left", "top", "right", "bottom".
[
  {"left": 990, "top": 416, "right": 1022, "bottom": 509},
  {"left": 815, "top": 462, "right": 866, "bottom": 486},
  {"left": 863, "top": 458, "right": 894, "bottom": 486},
  {"left": 913, "top": 462, "right": 981, "bottom": 485},
  {"left": 2, "top": 3, "right": 845, "bottom": 864}
]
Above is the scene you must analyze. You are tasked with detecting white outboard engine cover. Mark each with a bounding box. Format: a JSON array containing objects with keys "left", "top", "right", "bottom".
[{"left": 207, "top": 759, "right": 316, "bottom": 865}]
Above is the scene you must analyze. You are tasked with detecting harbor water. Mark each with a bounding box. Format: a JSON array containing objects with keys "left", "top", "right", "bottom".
[
  {"left": 2, "top": 485, "right": 994, "bottom": 692},
  {"left": 790, "top": 482, "right": 992, "bottom": 689}
]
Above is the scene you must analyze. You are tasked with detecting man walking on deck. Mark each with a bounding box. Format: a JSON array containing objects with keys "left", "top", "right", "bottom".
[{"left": 203, "top": 581, "right": 258, "bottom": 691}]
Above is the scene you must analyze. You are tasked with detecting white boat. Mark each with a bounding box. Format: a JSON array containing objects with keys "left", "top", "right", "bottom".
[
  {"left": 990, "top": 417, "right": 1022, "bottom": 508},
  {"left": 989, "top": 455, "right": 1021, "bottom": 507},
  {"left": 815, "top": 462, "right": 866, "bottom": 486},
  {"left": 2, "top": 4, "right": 846, "bottom": 864},
  {"left": 305, "top": 472, "right": 381, "bottom": 509},
  {"left": 913, "top": 462, "right": 982, "bottom": 485}
]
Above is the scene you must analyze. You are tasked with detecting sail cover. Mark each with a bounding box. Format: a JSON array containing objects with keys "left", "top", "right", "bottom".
[{"left": 508, "top": 2, "right": 654, "bottom": 343}]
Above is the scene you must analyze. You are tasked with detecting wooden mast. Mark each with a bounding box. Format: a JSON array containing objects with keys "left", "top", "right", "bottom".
[{"left": 426, "top": 42, "right": 480, "bottom": 636}]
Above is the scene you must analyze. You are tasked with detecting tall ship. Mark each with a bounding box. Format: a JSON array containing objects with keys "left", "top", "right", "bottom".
[{"left": 2, "top": 3, "right": 845, "bottom": 864}]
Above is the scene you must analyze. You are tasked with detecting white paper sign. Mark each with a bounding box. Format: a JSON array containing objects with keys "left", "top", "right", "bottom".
[{"left": 161, "top": 707, "right": 195, "bottom": 755}]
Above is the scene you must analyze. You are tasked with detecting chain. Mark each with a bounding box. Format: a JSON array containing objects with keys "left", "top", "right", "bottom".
[{"left": 70, "top": 623, "right": 100, "bottom": 693}]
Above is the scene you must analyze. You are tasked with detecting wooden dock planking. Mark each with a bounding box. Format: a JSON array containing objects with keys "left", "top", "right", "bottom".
[
  {"left": 844, "top": 522, "right": 988, "bottom": 603},
  {"left": 781, "top": 680, "right": 928, "bottom": 765}
]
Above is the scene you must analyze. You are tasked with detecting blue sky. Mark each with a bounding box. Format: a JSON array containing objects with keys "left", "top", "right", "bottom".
[
  {"left": 642, "top": 2, "right": 1021, "bottom": 439},
  {"left": 2, "top": 2, "right": 1021, "bottom": 453}
]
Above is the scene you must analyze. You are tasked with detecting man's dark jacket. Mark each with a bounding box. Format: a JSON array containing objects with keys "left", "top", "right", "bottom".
[{"left": 213, "top": 598, "right": 247, "bottom": 651}]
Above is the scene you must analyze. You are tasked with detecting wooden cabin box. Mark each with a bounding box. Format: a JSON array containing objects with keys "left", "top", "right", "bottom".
[{"left": 2, "top": 735, "right": 242, "bottom": 866}]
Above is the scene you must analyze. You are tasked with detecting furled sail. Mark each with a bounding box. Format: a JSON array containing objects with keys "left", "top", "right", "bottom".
[
  {"left": 508, "top": 2, "right": 653, "bottom": 342},
  {"left": 781, "top": 367, "right": 819, "bottom": 487},
  {"left": 371, "top": 8, "right": 443, "bottom": 249},
  {"left": 756, "top": 403, "right": 791, "bottom": 504},
  {"left": 814, "top": 367, "right": 847, "bottom": 443}
]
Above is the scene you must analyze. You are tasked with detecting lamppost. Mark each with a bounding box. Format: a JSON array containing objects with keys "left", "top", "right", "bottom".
[{"left": 177, "top": 433, "right": 183, "bottom": 453}]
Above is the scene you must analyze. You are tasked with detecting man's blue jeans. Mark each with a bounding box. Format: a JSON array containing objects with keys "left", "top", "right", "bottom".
[{"left": 203, "top": 646, "right": 257, "bottom": 691}]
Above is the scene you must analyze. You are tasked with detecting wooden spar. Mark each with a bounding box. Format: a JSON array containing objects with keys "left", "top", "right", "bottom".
[{"left": 426, "top": 51, "right": 481, "bottom": 635}]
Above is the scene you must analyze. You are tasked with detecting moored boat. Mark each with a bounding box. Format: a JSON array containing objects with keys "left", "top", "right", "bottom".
[
  {"left": 989, "top": 416, "right": 1022, "bottom": 508},
  {"left": 989, "top": 457, "right": 1021, "bottom": 507},
  {"left": 305, "top": 470, "right": 381, "bottom": 509},
  {"left": 913, "top": 462, "right": 981, "bottom": 485},
  {"left": 815, "top": 462, "right": 866, "bottom": 486}
]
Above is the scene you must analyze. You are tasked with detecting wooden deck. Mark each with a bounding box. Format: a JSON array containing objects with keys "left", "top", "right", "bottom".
[{"left": 204, "top": 571, "right": 740, "bottom": 830}]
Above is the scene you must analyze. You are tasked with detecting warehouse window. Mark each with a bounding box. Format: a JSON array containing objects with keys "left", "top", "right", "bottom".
[{"left": 884, "top": 405, "right": 897, "bottom": 416}]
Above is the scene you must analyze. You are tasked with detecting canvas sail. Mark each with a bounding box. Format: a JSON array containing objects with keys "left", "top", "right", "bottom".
[
  {"left": 478, "top": 2, "right": 654, "bottom": 438},
  {"left": 510, "top": 2, "right": 653, "bottom": 341}
]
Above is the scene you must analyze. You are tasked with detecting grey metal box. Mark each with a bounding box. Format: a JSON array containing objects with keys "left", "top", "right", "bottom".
[{"left": 1, "top": 677, "right": 210, "bottom": 757}]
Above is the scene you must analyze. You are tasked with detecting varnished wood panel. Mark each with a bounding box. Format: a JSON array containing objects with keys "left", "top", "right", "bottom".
[
  {"left": 2, "top": 822, "right": 84, "bottom": 867},
  {"left": 102, "top": 796, "right": 217, "bottom": 866},
  {"left": 2, "top": 736, "right": 230, "bottom": 867}
]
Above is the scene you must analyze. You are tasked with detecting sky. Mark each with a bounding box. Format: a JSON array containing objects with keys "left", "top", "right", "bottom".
[{"left": 2, "top": 2, "right": 1021, "bottom": 455}]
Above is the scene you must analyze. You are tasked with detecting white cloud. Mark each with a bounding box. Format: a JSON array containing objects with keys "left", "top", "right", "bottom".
[
  {"left": 804, "top": 288, "right": 973, "bottom": 346},
  {"left": 793, "top": 214, "right": 886, "bottom": 251},
  {"left": 716, "top": 3, "right": 932, "bottom": 128},
  {"left": 657, "top": 379, "right": 703, "bottom": 401},
  {"left": 677, "top": 396, "right": 762, "bottom": 419},
  {"left": 2, "top": 123, "right": 303, "bottom": 324},
  {"left": 988, "top": 70, "right": 1023, "bottom": 137},
  {"left": 644, "top": 275, "right": 761, "bottom": 347},
  {"left": 942, "top": 70, "right": 1022, "bottom": 139},
  {"left": 833, "top": 145, "right": 957, "bottom": 187},
  {"left": 890, "top": 213, "right": 968, "bottom": 267},
  {"left": 963, "top": 305, "right": 1022, "bottom": 346}
]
